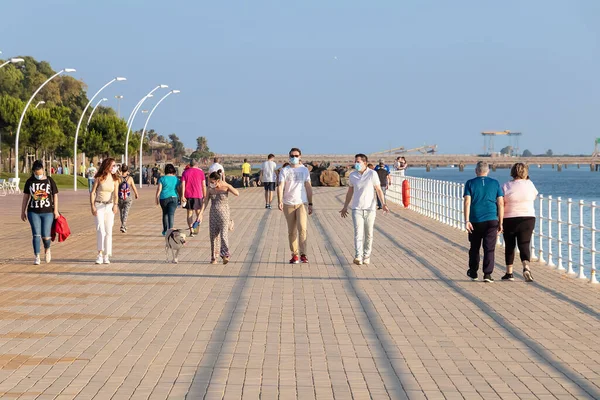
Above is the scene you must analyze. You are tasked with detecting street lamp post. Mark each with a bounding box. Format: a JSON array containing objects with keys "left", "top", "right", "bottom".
[
  {"left": 0, "top": 57, "right": 24, "bottom": 69},
  {"left": 14, "top": 68, "right": 76, "bottom": 178},
  {"left": 34, "top": 101, "right": 45, "bottom": 109},
  {"left": 73, "top": 77, "right": 126, "bottom": 191},
  {"left": 115, "top": 95, "right": 123, "bottom": 118},
  {"left": 124, "top": 84, "right": 168, "bottom": 163},
  {"left": 87, "top": 98, "right": 108, "bottom": 128},
  {"left": 139, "top": 90, "right": 180, "bottom": 188}
]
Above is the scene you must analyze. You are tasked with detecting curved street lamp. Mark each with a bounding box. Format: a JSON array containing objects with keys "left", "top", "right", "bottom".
[
  {"left": 87, "top": 97, "right": 108, "bottom": 128},
  {"left": 0, "top": 57, "right": 24, "bottom": 69},
  {"left": 14, "top": 68, "right": 76, "bottom": 178},
  {"left": 34, "top": 101, "right": 45, "bottom": 109},
  {"left": 73, "top": 77, "right": 126, "bottom": 191},
  {"left": 124, "top": 84, "right": 168, "bottom": 163},
  {"left": 138, "top": 90, "right": 180, "bottom": 188}
]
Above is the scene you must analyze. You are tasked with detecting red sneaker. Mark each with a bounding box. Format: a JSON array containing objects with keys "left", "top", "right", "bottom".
[
  {"left": 300, "top": 254, "right": 308, "bottom": 263},
  {"left": 289, "top": 255, "right": 299, "bottom": 264}
]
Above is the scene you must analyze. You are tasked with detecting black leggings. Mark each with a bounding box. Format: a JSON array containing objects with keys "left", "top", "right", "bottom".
[{"left": 503, "top": 217, "right": 535, "bottom": 265}]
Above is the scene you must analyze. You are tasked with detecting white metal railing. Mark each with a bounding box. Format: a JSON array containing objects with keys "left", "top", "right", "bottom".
[{"left": 387, "top": 172, "right": 600, "bottom": 284}]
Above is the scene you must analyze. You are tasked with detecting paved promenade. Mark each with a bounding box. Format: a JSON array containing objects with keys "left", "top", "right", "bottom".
[{"left": 0, "top": 187, "right": 599, "bottom": 399}]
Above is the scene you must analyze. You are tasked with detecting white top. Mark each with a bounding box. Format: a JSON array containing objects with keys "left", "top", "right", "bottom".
[
  {"left": 349, "top": 169, "right": 381, "bottom": 210},
  {"left": 280, "top": 166, "right": 310, "bottom": 205},
  {"left": 261, "top": 160, "right": 277, "bottom": 183},
  {"left": 502, "top": 179, "right": 538, "bottom": 218},
  {"left": 208, "top": 163, "right": 224, "bottom": 176}
]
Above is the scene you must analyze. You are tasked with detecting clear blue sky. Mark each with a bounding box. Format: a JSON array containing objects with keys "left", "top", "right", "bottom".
[{"left": 2, "top": 0, "right": 599, "bottom": 155}]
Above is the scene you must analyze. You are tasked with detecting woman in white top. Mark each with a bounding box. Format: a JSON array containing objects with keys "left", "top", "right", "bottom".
[
  {"left": 90, "top": 158, "right": 119, "bottom": 264},
  {"left": 501, "top": 163, "right": 538, "bottom": 282}
]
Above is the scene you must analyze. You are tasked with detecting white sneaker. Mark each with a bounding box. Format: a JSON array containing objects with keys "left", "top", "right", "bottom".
[
  {"left": 34, "top": 255, "right": 41, "bottom": 265},
  {"left": 103, "top": 256, "right": 110, "bottom": 264},
  {"left": 95, "top": 254, "right": 103, "bottom": 264},
  {"left": 363, "top": 258, "right": 371, "bottom": 265},
  {"left": 353, "top": 257, "right": 363, "bottom": 265},
  {"left": 45, "top": 249, "right": 51, "bottom": 264}
]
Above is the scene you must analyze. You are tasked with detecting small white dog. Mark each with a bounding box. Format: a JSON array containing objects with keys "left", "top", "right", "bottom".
[{"left": 165, "top": 229, "right": 187, "bottom": 263}]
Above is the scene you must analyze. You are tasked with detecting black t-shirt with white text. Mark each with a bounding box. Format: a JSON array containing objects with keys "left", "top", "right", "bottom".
[{"left": 24, "top": 177, "right": 59, "bottom": 214}]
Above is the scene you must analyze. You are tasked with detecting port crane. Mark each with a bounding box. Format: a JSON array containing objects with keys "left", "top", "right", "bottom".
[
  {"left": 371, "top": 144, "right": 437, "bottom": 157},
  {"left": 481, "top": 130, "right": 522, "bottom": 155}
]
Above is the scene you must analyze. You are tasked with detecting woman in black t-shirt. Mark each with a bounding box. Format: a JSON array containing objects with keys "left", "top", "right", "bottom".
[{"left": 21, "top": 160, "right": 60, "bottom": 265}]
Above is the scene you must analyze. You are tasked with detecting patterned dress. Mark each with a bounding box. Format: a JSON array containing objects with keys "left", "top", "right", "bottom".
[{"left": 209, "top": 191, "right": 231, "bottom": 260}]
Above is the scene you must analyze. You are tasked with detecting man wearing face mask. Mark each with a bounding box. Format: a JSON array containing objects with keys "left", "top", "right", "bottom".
[
  {"left": 277, "top": 147, "right": 313, "bottom": 264},
  {"left": 340, "top": 154, "right": 389, "bottom": 265}
]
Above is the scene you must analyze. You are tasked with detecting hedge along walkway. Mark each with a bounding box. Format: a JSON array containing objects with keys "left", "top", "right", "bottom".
[{"left": 0, "top": 187, "right": 599, "bottom": 399}]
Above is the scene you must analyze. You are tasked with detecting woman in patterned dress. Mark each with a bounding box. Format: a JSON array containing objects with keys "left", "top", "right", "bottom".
[{"left": 205, "top": 170, "right": 239, "bottom": 264}]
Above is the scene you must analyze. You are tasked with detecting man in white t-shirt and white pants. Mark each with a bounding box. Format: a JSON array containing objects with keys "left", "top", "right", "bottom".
[
  {"left": 277, "top": 147, "right": 313, "bottom": 264},
  {"left": 340, "top": 153, "right": 389, "bottom": 265},
  {"left": 259, "top": 153, "right": 277, "bottom": 209}
]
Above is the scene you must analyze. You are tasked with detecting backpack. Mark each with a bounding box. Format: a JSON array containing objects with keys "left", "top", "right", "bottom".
[{"left": 118, "top": 176, "right": 131, "bottom": 200}]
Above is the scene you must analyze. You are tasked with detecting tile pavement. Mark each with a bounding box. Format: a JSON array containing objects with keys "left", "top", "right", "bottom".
[{"left": 0, "top": 186, "right": 599, "bottom": 399}]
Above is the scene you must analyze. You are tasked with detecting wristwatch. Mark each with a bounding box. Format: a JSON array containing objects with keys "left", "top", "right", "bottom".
[{"left": 308, "top": 203, "right": 313, "bottom": 206}]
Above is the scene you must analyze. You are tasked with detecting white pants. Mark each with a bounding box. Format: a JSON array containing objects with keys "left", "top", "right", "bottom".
[
  {"left": 351, "top": 209, "right": 376, "bottom": 259},
  {"left": 95, "top": 203, "right": 115, "bottom": 255}
]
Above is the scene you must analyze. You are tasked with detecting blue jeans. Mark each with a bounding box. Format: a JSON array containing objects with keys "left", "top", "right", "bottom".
[
  {"left": 28, "top": 211, "right": 53, "bottom": 255},
  {"left": 88, "top": 178, "right": 95, "bottom": 193},
  {"left": 160, "top": 197, "right": 178, "bottom": 233}
]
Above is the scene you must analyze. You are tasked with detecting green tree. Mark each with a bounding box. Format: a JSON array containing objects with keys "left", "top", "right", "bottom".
[
  {"left": 84, "top": 114, "right": 128, "bottom": 159},
  {"left": 25, "top": 108, "right": 64, "bottom": 157},
  {"left": 546, "top": 149, "right": 553, "bottom": 157},
  {"left": 169, "top": 133, "right": 186, "bottom": 160},
  {"left": 190, "top": 135, "right": 214, "bottom": 162},
  {"left": 522, "top": 149, "right": 533, "bottom": 157},
  {"left": 500, "top": 146, "right": 513, "bottom": 155}
]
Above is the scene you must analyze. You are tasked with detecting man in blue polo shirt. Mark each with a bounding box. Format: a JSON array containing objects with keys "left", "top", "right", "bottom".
[{"left": 463, "top": 161, "right": 504, "bottom": 282}]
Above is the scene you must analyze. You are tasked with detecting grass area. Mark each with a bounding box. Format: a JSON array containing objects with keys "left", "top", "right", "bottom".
[{"left": 0, "top": 173, "right": 88, "bottom": 190}]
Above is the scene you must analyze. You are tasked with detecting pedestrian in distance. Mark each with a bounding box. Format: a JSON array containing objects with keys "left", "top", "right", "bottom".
[
  {"left": 156, "top": 164, "right": 181, "bottom": 236},
  {"left": 259, "top": 154, "right": 277, "bottom": 209},
  {"left": 340, "top": 154, "right": 389, "bottom": 265},
  {"left": 208, "top": 157, "right": 225, "bottom": 180},
  {"left": 242, "top": 158, "right": 251, "bottom": 188},
  {"left": 90, "top": 158, "right": 120, "bottom": 265},
  {"left": 180, "top": 159, "right": 207, "bottom": 237},
  {"left": 86, "top": 163, "right": 98, "bottom": 193},
  {"left": 151, "top": 164, "right": 160, "bottom": 186},
  {"left": 464, "top": 161, "right": 504, "bottom": 282},
  {"left": 394, "top": 156, "right": 408, "bottom": 176},
  {"left": 374, "top": 159, "right": 392, "bottom": 209},
  {"left": 277, "top": 147, "right": 313, "bottom": 264},
  {"left": 205, "top": 170, "right": 239, "bottom": 264},
  {"left": 117, "top": 165, "right": 139, "bottom": 233},
  {"left": 21, "top": 160, "right": 60, "bottom": 265},
  {"left": 501, "top": 163, "right": 538, "bottom": 282}
]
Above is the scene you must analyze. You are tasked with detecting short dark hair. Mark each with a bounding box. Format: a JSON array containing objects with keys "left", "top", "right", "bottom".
[
  {"left": 289, "top": 147, "right": 302, "bottom": 157},
  {"left": 244, "top": 158, "right": 248, "bottom": 163},
  {"left": 355, "top": 153, "right": 368, "bottom": 162},
  {"left": 209, "top": 170, "right": 222, "bottom": 180},
  {"left": 213, "top": 157, "right": 220, "bottom": 163},
  {"left": 121, "top": 164, "right": 129, "bottom": 173},
  {"left": 32, "top": 160, "right": 44, "bottom": 175},
  {"left": 164, "top": 164, "right": 176, "bottom": 175},
  {"left": 268, "top": 154, "right": 275, "bottom": 159}
]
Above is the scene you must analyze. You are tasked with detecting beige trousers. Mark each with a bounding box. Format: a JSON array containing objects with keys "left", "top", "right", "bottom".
[{"left": 283, "top": 204, "right": 308, "bottom": 256}]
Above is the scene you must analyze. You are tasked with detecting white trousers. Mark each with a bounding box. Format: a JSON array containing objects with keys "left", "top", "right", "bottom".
[
  {"left": 95, "top": 203, "right": 115, "bottom": 255},
  {"left": 351, "top": 209, "right": 376, "bottom": 259}
]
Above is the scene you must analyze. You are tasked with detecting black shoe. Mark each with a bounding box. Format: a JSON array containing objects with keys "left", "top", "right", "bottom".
[
  {"left": 265, "top": 204, "right": 269, "bottom": 209},
  {"left": 523, "top": 268, "right": 534, "bottom": 282},
  {"left": 501, "top": 273, "right": 514, "bottom": 281},
  {"left": 467, "top": 270, "right": 478, "bottom": 281},
  {"left": 483, "top": 274, "right": 494, "bottom": 283}
]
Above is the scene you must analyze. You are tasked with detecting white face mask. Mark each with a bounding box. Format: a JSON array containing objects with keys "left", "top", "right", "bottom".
[
  {"left": 111, "top": 166, "right": 118, "bottom": 174},
  {"left": 209, "top": 182, "right": 217, "bottom": 188},
  {"left": 289, "top": 157, "right": 300, "bottom": 165}
]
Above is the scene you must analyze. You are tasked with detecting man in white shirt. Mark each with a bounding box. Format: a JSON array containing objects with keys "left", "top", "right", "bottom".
[
  {"left": 259, "top": 153, "right": 277, "bottom": 209},
  {"left": 208, "top": 157, "right": 225, "bottom": 180},
  {"left": 340, "top": 154, "right": 389, "bottom": 265},
  {"left": 277, "top": 147, "right": 313, "bottom": 264}
]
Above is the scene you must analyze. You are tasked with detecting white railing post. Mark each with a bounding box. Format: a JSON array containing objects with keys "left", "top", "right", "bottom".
[
  {"left": 538, "top": 195, "right": 546, "bottom": 264},
  {"left": 442, "top": 181, "right": 448, "bottom": 225},
  {"left": 576, "top": 200, "right": 587, "bottom": 280},
  {"left": 566, "top": 198, "right": 575, "bottom": 275},
  {"left": 547, "top": 195, "right": 556, "bottom": 267},
  {"left": 556, "top": 197, "right": 565, "bottom": 271},
  {"left": 591, "top": 202, "right": 598, "bottom": 284}
]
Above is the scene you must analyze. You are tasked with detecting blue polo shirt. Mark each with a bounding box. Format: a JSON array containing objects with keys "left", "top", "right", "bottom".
[{"left": 464, "top": 176, "right": 503, "bottom": 223}]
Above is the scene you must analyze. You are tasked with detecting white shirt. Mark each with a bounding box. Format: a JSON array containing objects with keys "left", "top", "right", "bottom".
[
  {"left": 261, "top": 160, "right": 277, "bottom": 182},
  {"left": 502, "top": 179, "right": 538, "bottom": 218},
  {"left": 208, "top": 163, "right": 224, "bottom": 176},
  {"left": 280, "top": 166, "right": 310, "bottom": 205},
  {"left": 349, "top": 169, "right": 380, "bottom": 210}
]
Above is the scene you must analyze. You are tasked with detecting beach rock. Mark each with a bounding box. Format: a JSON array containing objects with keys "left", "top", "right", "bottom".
[{"left": 320, "top": 170, "right": 340, "bottom": 187}]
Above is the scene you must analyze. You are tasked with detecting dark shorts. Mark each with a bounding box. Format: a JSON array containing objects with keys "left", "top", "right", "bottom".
[
  {"left": 263, "top": 182, "right": 276, "bottom": 191},
  {"left": 185, "top": 198, "right": 203, "bottom": 210},
  {"left": 243, "top": 173, "right": 250, "bottom": 178}
]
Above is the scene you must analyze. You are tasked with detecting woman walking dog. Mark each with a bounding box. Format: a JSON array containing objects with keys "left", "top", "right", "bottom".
[
  {"left": 21, "top": 160, "right": 60, "bottom": 265},
  {"left": 90, "top": 158, "right": 119, "bottom": 264}
]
